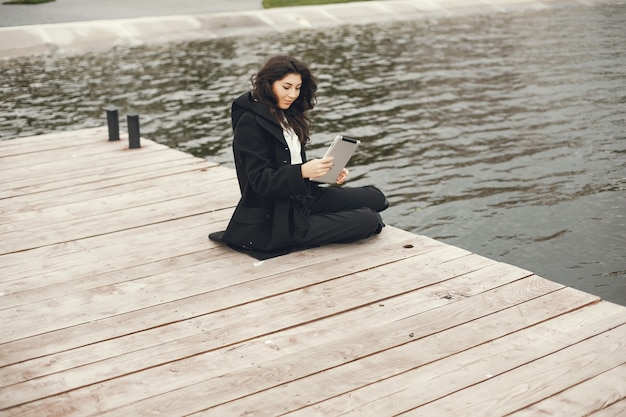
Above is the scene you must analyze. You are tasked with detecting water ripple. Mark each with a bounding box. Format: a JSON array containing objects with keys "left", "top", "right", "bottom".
[{"left": 1, "top": 3, "right": 625, "bottom": 304}]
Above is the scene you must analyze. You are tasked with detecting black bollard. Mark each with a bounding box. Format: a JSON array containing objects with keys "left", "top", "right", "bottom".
[
  {"left": 106, "top": 107, "right": 120, "bottom": 141},
  {"left": 127, "top": 114, "right": 141, "bottom": 149}
]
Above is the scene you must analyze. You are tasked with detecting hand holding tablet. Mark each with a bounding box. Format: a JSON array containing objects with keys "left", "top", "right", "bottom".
[{"left": 310, "top": 135, "right": 360, "bottom": 184}]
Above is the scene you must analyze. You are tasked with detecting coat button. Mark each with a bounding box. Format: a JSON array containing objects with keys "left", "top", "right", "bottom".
[{"left": 265, "top": 214, "right": 272, "bottom": 220}]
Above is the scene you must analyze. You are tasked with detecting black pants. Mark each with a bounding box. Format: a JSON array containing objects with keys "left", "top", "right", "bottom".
[{"left": 292, "top": 185, "right": 388, "bottom": 248}]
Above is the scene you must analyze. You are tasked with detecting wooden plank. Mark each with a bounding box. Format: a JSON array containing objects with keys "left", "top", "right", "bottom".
[
  {"left": 2, "top": 128, "right": 625, "bottom": 417},
  {"left": 0, "top": 209, "right": 238, "bottom": 292},
  {"left": 0, "top": 158, "right": 222, "bottom": 213},
  {"left": 588, "top": 398, "right": 626, "bottom": 417},
  {"left": 0, "top": 128, "right": 159, "bottom": 160},
  {"left": 396, "top": 324, "right": 626, "bottom": 416},
  {"left": 0, "top": 166, "right": 236, "bottom": 233},
  {"left": 192, "top": 287, "right": 606, "bottom": 417},
  {"left": 0, "top": 135, "right": 168, "bottom": 176},
  {"left": 0, "top": 139, "right": 164, "bottom": 174},
  {"left": 1, "top": 145, "right": 221, "bottom": 188},
  {"left": 0, "top": 127, "right": 110, "bottom": 154},
  {"left": 0, "top": 134, "right": 209, "bottom": 196},
  {"left": 5, "top": 275, "right": 563, "bottom": 416},
  {"left": 0, "top": 237, "right": 235, "bottom": 311},
  {"left": 279, "top": 299, "right": 623, "bottom": 417},
  {"left": 507, "top": 363, "right": 626, "bottom": 416},
  {"left": 0, "top": 229, "right": 445, "bottom": 361},
  {"left": 0, "top": 144, "right": 192, "bottom": 197},
  {"left": 0, "top": 184, "right": 240, "bottom": 253},
  {"left": 0, "top": 210, "right": 232, "bottom": 284},
  {"left": 0, "top": 164, "right": 237, "bottom": 219},
  {"left": 0, "top": 231, "right": 448, "bottom": 407}
]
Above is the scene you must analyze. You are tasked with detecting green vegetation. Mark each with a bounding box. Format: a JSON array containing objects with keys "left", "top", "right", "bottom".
[
  {"left": 263, "top": 0, "right": 367, "bottom": 8},
  {"left": 3, "top": 0, "right": 55, "bottom": 4}
]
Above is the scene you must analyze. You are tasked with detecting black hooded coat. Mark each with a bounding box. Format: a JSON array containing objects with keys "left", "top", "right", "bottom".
[{"left": 221, "top": 92, "right": 317, "bottom": 251}]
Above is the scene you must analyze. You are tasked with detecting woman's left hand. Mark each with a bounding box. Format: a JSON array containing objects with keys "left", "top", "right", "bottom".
[{"left": 335, "top": 168, "right": 349, "bottom": 185}]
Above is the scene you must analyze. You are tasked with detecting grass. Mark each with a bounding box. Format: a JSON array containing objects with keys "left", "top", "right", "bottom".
[
  {"left": 3, "top": 0, "right": 55, "bottom": 4},
  {"left": 263, "top": 0, "right": 368, "bottom": 8}
]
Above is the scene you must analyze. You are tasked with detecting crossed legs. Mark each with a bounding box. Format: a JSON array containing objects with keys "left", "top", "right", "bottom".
[{"left": 292, "top": 185, "right": 388, "bottom": 248}]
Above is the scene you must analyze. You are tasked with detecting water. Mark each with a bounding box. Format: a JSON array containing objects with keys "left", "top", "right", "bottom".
[{"left": 1, "top": 3, "right": 625, "bottom": 305}]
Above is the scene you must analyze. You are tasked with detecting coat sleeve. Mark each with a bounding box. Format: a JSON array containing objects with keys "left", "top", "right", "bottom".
[{"left": 233, "top": 112, "right": 309, "bottom": 198}]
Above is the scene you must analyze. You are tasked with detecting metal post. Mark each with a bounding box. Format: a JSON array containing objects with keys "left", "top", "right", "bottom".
[
  {"left": 127, "top": 114, "right": 141, "bottom": 149},
  {"left": 106, "top": 107, "right": 119, "bottom": 141}
]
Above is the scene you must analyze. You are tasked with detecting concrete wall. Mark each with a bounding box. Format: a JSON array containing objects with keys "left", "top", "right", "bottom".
[{"left": 0, "top": 0, "right": 616, "bottom": 59}]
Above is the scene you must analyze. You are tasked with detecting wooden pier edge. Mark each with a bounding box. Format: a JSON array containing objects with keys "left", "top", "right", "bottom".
[{"left": 1, "top": 127, "right": 624, "bottom": 416}]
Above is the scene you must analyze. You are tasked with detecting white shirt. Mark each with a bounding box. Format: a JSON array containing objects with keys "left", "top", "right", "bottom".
[{"left": 283, "top": 126, "right": 302, "bottom": 165}]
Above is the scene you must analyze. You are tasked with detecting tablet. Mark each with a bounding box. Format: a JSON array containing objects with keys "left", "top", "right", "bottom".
[{"left": 311, "top": 135, "right": 360, "bottom": 184}]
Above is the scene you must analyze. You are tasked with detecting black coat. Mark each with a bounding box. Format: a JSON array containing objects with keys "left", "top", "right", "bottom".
[{"left": 221, "top": 92, "right": 318, "bottom": 251}]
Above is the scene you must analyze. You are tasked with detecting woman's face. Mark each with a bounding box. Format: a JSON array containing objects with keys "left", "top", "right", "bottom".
[{"left": 272, "top": 73, "right": 302, "bottom": 110}]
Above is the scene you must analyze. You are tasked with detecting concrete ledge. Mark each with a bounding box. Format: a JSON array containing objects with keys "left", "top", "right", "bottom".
[
  {"left": 0, "top": 27, "right": 50, "bottom": 58},
  {"left": 196, "top": 13, "right": 274, "bottom": 36},
  {"left": 0, "top": 0, "right": 619, "bottom": 59}
]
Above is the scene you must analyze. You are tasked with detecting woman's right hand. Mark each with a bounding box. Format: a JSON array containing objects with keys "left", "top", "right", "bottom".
[{"left": 301, "top": 157, "right": 334, "bottom": 179}]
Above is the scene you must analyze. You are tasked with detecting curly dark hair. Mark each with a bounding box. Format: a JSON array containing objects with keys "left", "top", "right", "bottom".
[{"left": 251, "top": 55, "right": 318, "bottom": 144}]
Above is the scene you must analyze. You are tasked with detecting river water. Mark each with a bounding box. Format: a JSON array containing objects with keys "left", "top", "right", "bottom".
[{"left": 1, "top": 3, "right": 625, "bottom": 304}]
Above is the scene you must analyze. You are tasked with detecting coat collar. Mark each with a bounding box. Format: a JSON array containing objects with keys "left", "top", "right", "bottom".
[{"left": 232, "top": 91, "right": 287, "bottom": 146}]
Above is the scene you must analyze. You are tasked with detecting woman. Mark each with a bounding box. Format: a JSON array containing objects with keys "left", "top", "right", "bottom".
[{"left": 219, "top": 55, "right": 388, "bottom": 254}]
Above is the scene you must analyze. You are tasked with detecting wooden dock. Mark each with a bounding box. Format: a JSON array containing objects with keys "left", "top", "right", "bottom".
[{"left": 1, "top": 127, "right": 625, "bottom": 416}]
